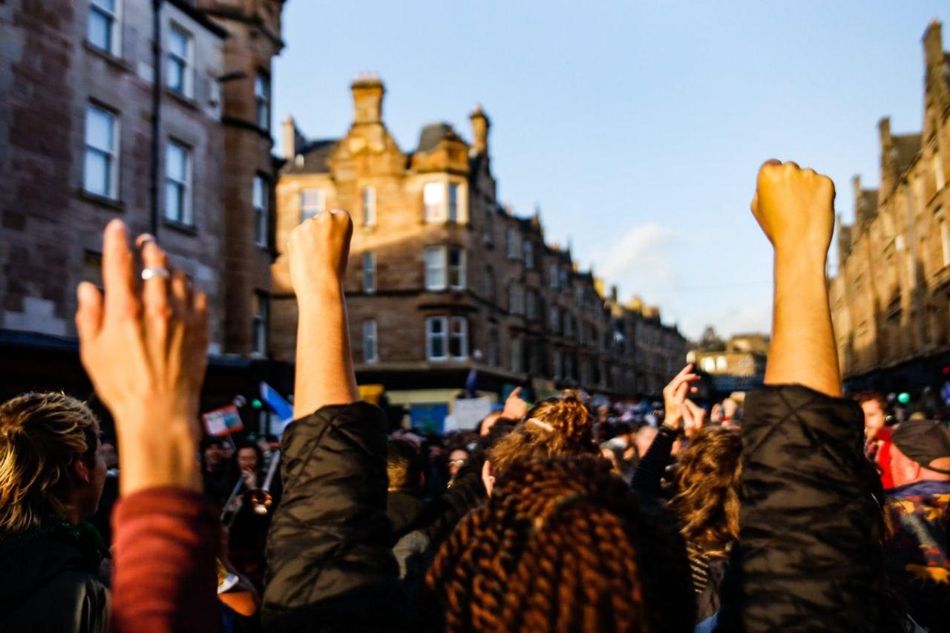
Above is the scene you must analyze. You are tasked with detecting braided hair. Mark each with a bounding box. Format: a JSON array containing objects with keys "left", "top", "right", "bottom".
[
  {"left": 487, "top": 391, "right": 597, "bottom": 480},
  {"left": 425, "top": 455, "right": 695, "bottom": 632}
]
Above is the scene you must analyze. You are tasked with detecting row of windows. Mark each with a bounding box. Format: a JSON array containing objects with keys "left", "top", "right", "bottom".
[
  {"left": 82, "top": 103, "right": 270, "bottom": 245},
  {"left": 299, "top": 182, "right": 458, "bottom": 225},
  {"left": 86, "top": 1, "right": 271, "bottom": 129}
]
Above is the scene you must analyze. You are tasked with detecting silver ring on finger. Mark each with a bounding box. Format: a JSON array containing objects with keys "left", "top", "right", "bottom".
[{"left": 141, "top": 267, "right": 171, "bottom": 281}]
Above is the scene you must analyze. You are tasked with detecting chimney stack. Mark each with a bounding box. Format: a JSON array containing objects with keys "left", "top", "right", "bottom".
[
  {"left": 282, "top": 115, "right": 297, "bottom": 160},
  {"left": 351, "top": 72, "right": 385, "bottom": 125},
  {"left": 469, "top": 104, "right": 490, "bottom": 155},
  {"left": 923, "top": 19, "right": 943, "bottom": 68}
]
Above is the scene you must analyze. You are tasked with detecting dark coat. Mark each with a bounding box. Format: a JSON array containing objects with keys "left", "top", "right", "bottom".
[
  {"left": 262, "top": 402, "right": 405, "bottom": 633},
  {"left": 0, "top": 522, "right": 110, "bottom": 633},
  {"left": 715, "top": 384, "right": 903, "bottom": 633}
]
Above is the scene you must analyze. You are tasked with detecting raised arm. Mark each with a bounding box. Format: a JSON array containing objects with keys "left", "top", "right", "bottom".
[
  {"left": 751, "top": 160, "right": 840, "bottom": 396},
  {"left": 263, "top": 210, "right": 402, "bottom": 631},
  {"left": 76, "top": 221, "right": 217, "bottom": 633},
  {"left": 289, "top": 208, "right": 358, "bottom": 417},
  {"left": 716, "top": 162, "right": 892, "bottom": 632}
]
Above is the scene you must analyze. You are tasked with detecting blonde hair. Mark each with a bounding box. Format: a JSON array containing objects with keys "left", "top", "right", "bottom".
[
  {"left": 0, "top": 392, "right": 100, "bottom": 532},
  {"left": 488, "top": 391, "right": 596, "bottom": 479}
]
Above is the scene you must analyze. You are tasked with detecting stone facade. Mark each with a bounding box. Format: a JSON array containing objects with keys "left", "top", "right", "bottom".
[
  {"left": 272, "top": 76, "right": 688, "bottom": 409},
  {"left": 830, "top": 20, "right": 950, "bottom": 392},
  {"left": 0, "top": 0, "right": 285, "bottom": 360}
]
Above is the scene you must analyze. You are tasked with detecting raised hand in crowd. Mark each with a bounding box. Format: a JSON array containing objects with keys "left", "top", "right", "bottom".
[
  {"left": 682, "top": 398, "right": 707, "bottom": 440},
  {"left": 750, "top": 160, "right": 840, "bottom": 396},
  {"left": 289, "top": 208, "right": 357, "bottom": 417},
  {"left": 77, "top": 221, "right": 209, "bottom": 495},
  {"left": 661, "top": 363, "right": 700, "bottom": 433},
  {"left": 501, "top": 385, "right": 529, "bottom": 421},
  {"left": 715, "top": 162, "right": 895, "bottom": 633},
  {"left": 76, "top": 220, "right": 217, "bottom": 633}
]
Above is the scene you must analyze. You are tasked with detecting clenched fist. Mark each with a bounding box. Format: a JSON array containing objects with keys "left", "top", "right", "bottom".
[
  {"left": 288, "top": 209, "right": 354, "bottom": 302},
  {"left": 751, "top": 160, "right": 835, "bottom": 258}
]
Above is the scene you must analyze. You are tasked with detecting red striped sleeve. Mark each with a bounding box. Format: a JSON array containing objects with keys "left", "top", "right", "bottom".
[{"left": 111, "top": 488, "right": 219, "bottom": 633}]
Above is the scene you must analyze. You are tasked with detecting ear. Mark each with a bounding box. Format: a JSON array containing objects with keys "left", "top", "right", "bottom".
[
  {"left": 72, "top": 457, "right": 92, "bottom": 485},
  {"left": 481, "top": 460, "right": 495, "bottom": 497}
]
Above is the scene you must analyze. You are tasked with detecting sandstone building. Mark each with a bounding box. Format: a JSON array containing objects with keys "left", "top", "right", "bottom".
[
  {"left": 0, "top": 0, "right": 286, "bottom": 398},
  {"left": 830, "top": 20, "right": 950, "bottom": 393},
  {"left": 272, "top": 76, "right": 687, "bottom": 420},
  {"left": 687, "top": 330, "right": 768, "bottom": 394}
]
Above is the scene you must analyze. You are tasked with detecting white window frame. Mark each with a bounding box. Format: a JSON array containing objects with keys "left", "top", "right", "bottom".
[
  {"left": 255, "top": 73, "right": 271, "bottom": 131},
  {"left": 362, "top": 252, "right": 376, "bottom": 293},
  {"left": 424, "top": 246, "right": 447, "bottom": 290},
  {"left": 426, "top": 317, "right": 448, "bottom": 361},
  {"left": 362, "top": 186, "right": 377, "bottom": 226},
  {"left": 362, "top": 319, "right": 378, "bottom": 363},
  {"left": 253, "top": 174, "right": 269, "bottom": 247},
  {"left": 251, "top": 292, "right": 269, "bottom": 356},
  {"left": 300, "top": 188, "right": 325, "bottom": 221},
  {"left": 447, "top": 247, "right": 466, "bottom": 290},
  {"left": 423, "top": 182, "right": 446, "bottom": 223},
  {"left": 448, "top": 317, "right": 469, "bottom": 359},
  {"left": 164, "top": 140, "right": 193, "bottom": 225},
  {"left": 447, "top": 182, "right": 459, "bottom": 223},
  {"left": 83, "top": 103, "right": 119, "bottom": 200},
  {"left": 88, "top": 0, "right": 121, "bottom": 55},
  {"left": 166, "top": 23, "right": 194, "bottom": 98}
]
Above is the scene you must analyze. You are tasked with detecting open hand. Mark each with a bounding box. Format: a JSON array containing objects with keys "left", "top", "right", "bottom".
[
  {"left": 751, "top": 160, "right": 835, "bottom": 258},
  {"left": 661, "top": 364, "right": 700, "bottom": 431},
  {"left": 76, "top": 220, "right": 209, "bottom": 495},
  {"left": 288, "top": 209, "right": 353, "bottom": 302}
]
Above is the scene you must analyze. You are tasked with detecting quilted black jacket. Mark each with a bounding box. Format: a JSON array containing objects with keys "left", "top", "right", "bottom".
[
  {"left": 261, "top": 402, "right": 405, "bottom": 633},
  {"left": 715, "top": 384, "right": 902, "bottom": 633}
]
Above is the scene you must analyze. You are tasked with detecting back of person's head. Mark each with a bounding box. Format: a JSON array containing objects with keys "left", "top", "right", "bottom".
[
  {"left": 426, "top": 455, "right": 694, "bottom": 632},
  {"left": 0, "top": 392, "right": 101, "bottom": 532},
  {"left": 669, "top": 425, "right": 742, "bottom": 556},
  {"left": 488, "top": 392, "right": 595, "bottom": 478},
  {"left": 387, "top": 438, "right": 422, "bottom": 492}
]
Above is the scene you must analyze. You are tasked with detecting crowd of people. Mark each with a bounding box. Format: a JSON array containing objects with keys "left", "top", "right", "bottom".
[{"left": 1, "top": 161, "right": 948, "bottom": 632}]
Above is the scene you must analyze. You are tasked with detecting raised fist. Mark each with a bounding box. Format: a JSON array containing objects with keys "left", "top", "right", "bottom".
[
  {"left": 751, "top": 160, "right": 835, "bottom": 257},
  {"left": 288, "top": 209, "right": 353, "bottom": 300}
]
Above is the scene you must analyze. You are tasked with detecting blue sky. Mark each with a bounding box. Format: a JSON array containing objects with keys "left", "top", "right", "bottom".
[{"left": 273, "top": 1, "right": 948, "bottom": 340}]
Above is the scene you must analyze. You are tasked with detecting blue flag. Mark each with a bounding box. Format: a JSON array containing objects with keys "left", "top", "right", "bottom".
[
  {"left": 464, "top": 368, "right": 478, "bottom": 399},
  {"left": 260, "top": 382, "right": 294, "bottom": 423}
]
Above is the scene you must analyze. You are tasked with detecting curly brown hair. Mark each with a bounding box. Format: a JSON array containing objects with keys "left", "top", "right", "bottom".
[
  {"left": 487, "top": 391, "right": 597, "bottom": 479},
  {"left": 425, "top": 455, "right": 695, "bottom": 632},
  {"left": 668, "top": 425, "right": 742, "bottom": 557},
  {"left": 0, "top": 392, "right": 100, "bottom": 532}
]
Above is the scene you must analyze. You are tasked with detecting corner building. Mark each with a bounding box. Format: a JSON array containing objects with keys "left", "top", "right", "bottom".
[
  {"left": 273, "top": 77, "right": 687, "bottom": 416},
  {"left": 830, "top": 20, "right": 950, "bottom": 393}
]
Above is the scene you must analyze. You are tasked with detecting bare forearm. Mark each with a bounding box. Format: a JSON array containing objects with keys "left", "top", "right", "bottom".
[
  {"left": 765, "top": 250, "right": 840, "bottom": 397},
  {"left": 294, "top": 285, "right": 358, "bottom": 418}
]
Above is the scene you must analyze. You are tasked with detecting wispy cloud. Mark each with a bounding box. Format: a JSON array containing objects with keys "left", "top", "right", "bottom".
[{"left": 592, "top": 222, "right": 678, "bottom": 293}]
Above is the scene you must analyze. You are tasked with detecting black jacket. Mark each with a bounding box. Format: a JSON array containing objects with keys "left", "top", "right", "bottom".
[
  {"left": 262, "top": 402, "right": 404, "bottom": 633},
  {"left": 715, "top": 384, "right": 900, "bottom": 633},
  {"left": 0, "top": 521, "right": 109, "bottom": 633}
]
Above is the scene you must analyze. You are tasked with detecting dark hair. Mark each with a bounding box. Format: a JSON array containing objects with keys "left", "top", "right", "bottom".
[
  {"left": 233, "top": 441, "right": 264, "bottom": 473},
  {"left": 854, "top": 391, "right": 886, "bottom": 410},
  {"left": 387, "top": 439, "right": 422, "bottom": 491}
]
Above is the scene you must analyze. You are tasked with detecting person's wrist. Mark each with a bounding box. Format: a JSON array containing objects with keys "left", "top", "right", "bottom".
[
  {"left": 295, "top": 279, "right": 344, "bottom": 309},
  {"left": 661, "top": 416, "right": 681, "bottom": 431}
]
